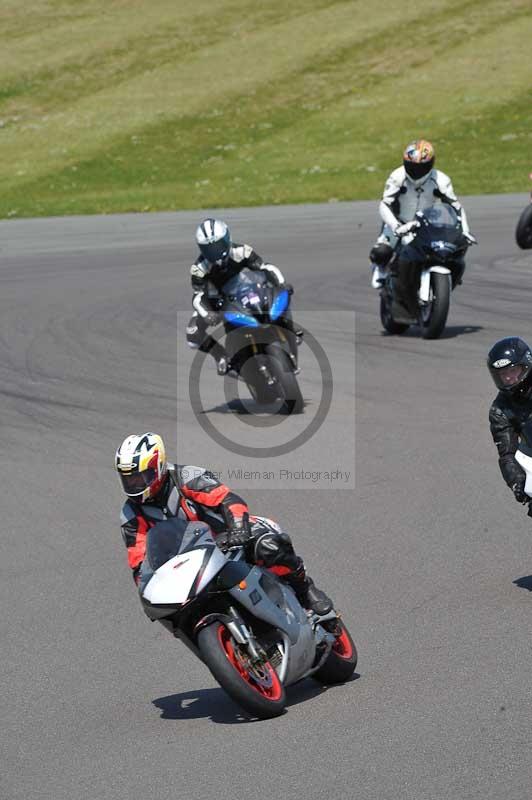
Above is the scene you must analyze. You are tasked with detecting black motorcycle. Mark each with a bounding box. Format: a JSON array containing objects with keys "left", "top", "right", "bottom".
[
  {"left": 380, "top": 205, "right": 470, "bottom": 340},
  {"left": 212, "top": 268, "right": 303, "bottom": 414},
  {"left": 515, "top": 174, "right": 532, "bottom": 250}
]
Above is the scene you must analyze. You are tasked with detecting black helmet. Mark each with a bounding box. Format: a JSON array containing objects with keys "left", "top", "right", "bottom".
[
  {"left": 487, "top": 337, "right": 532, "bottom": 396},
  {"left": 195, "top": 218, "right": 231, "bottom": 266}
]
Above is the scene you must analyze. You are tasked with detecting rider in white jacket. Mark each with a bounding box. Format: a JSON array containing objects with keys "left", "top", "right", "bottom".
[{"left": 369, "top": 140, "right": 476, "bottom": 288}]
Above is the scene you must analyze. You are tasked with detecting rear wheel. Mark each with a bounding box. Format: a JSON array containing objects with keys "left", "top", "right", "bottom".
[
  {"left": 516, "top": 204, "right": 532, "bottom": 249},
  {"left": 420, "top": 272, "right": 450, "bottom": 340},
  {"left": 380, "top": 294, "right": 409, "bottom": 335},
  {"left": 312, "top": 620, "right": 358, "bottom": 684},
  {"left": 198, "top": 622, "right": 286, "bottom": 719}
]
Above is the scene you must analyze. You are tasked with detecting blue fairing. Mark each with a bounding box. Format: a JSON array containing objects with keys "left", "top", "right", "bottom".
[
  {"left": 270, "top": 289, "right": 289, "bottom": 321},
  {"left": 224, "top": 311, "right": 259, "bottom": 328}
]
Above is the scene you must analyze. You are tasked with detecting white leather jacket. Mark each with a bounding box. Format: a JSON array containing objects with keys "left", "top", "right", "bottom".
[{"left": 379, "top": 167, "right": 471, "bottom": 238}]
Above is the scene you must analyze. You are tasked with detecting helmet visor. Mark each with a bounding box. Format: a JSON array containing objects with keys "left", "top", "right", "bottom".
[
  {"left": 404, "top": 160, "right": 433, "bottom": 181},
  {"left": 119, "top": 467, "right": 156, "bottom": 497},
  {"left": 199, "top": 239, "right": 230, "bottom": 265},
  {"left": 492, "top": 363, "right": 528, "bottom": 391}
]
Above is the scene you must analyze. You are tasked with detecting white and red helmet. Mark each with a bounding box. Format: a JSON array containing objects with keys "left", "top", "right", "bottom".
[{"left": 115, "top": 432, "right": 168, "bottom": 502}]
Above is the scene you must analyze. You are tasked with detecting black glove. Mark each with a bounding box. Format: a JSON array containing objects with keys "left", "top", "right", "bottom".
[
  {"left": 217, "top": 513, "right": 252, "bottom": 552},
  {"left": 283, "top": 283, "right": 294, "bottom": 296},
  {"left": 511, "top": 481, "right": 528, "bottom": 504},
  {"left": 205, "top": 311, "right": 220, "bottom": 326}
]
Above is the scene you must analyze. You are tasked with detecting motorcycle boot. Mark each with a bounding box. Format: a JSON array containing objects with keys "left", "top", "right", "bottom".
[
  {"left": 198, "top": 336, "right": 231, "bottom": 375},
  {"left": 371, "top": 263, "right": 387, "bottom": 289},
  {"left": 289, "top": 559, "right": 333, "bottom": 616},
  {"left": 216, "top": 355, "right": 230, "bottom": 375},
  {"left": 369, "top": 241, "right": 394, "bottom": 289}
]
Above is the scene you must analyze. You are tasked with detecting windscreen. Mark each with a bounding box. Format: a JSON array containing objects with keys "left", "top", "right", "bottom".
[
  {"left": 423, "top": 205, "right": 458, "bottom": 227},
  {"left": 146, "top": 518, "right": 190, "bottom": 571},
  {"left": 223, "top": 268, "right": 267, "bottom": 300}
]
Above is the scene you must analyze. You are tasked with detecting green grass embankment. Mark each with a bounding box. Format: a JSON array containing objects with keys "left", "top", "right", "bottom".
[{"left": 1, "top": 0, "right": 531, "bottom": 218}]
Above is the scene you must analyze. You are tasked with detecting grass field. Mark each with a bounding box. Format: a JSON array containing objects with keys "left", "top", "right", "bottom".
[{"left": 1, "top": 0, "right": 531, "bottom": 218}]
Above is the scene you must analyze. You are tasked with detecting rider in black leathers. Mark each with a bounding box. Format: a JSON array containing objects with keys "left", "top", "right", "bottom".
[
  {"left": 186, "top": 218, "right": 296, "bottom": 375},
  {"left": 488, "top": 337, "right": 532, "bottom": 505}
]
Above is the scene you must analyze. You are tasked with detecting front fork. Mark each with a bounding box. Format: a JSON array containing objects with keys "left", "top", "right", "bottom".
[
  {"left": 418, "top": 267, "right": 451, "bottom": 304},
  {"left": 195, "top": 607, "right": 263, "bottom": 664}
]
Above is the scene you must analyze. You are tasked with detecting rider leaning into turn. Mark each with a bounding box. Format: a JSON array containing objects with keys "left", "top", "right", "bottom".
[
  {"left": 369, "top": 139, "right": 476, "bottom": 290},
  {"left": 186, "top": 218, "right": 297, "bottom": 376},
  {"left": 116, "top": 432, "right": 333, "bottom": 615},
  {"left": 488, "top": 337, "right": 532, "bottom": 508}
]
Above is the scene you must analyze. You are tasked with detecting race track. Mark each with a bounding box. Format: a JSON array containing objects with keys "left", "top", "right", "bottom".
[{"left": 2, "top": 194, "right": 532, "bottom": 800}]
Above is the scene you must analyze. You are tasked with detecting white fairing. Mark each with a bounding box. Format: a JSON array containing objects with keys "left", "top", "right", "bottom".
[
  {"left": 195, "top": 547, "right": 227, "bottom": 594},
  {"left": 142, "top": 550, "right": 206, "bottom": 605},
  {"left": 515, "top": 451, "right": 532, "bottom": 497},
  {"left": 419, "top": 267, "right": 451, "bottom": 302}
]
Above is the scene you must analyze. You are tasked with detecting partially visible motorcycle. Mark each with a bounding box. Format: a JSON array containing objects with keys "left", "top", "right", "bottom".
[
  {"left": 211, "top": 268, "right": 303, "bottom": 413},
  {"left": 515, "top": 173, "right": 532, "bottom": 250},
  {"left": 380, "top": 205, "right": 471, "bottom": 340},
  {"left": 514, "top": 419, "right": 532, "bottom": 499},
  {"left": 139, "top": 516, "right": 357, "bottom": 719}
]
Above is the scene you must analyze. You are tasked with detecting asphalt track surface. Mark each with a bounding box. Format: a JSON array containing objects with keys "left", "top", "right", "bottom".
[{"left": 3, "top": 194, "right": 532, "bottom": 800}]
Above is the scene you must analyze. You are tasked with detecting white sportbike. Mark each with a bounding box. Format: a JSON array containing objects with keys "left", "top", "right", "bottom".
[{"left": 139, "top": 517, "right": 357, "bottom": 719}]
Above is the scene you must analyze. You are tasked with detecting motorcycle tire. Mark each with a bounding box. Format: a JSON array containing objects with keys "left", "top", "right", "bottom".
[
  {"left": 379, "top": 294, "right": 410, "bottom": 335},
  {"left": 198, "top": 621, "right": 286, "bottom": 719},
  {"left": 420, "top": 272, "right": 450, "bottom": 340},
  {"left": 516, "top": 204, "right": 532, "bottom": 250},
  {"left": 312, "top": 619, "right": 358, "bottom": 685},
  {"left": 264, "top": 343, "right": 304, "bottom": 415}
]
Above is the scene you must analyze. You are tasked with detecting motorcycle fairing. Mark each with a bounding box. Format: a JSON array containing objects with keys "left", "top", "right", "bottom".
[
  {"left": 142, "top": 549, "right": 206, "bottom": 606},
  {"left": 227, "top": 565, "right": 319, "bottom": 684},
  {"left": 515, "top": 450, "right": 532, "bottom": 497},
  {"left": 140, "top": 519, "right": 227, "bottom": 617}
]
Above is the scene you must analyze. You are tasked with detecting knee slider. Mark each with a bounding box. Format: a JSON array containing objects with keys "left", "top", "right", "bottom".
[{"left": 370, "top": 243, "right": 394, "bottom": 267}]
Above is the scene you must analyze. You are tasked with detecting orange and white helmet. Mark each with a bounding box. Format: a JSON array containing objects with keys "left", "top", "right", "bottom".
[
  {"left": 403, "top": 139, "right": 435, "bottom": 183},
  {"left": 115, "top": 432, "right": 168, "bottom": 502}
]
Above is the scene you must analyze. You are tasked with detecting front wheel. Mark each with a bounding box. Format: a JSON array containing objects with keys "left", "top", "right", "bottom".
[
  {"left": 516, "top": 204, "right": 532, "bottom": 249},
  {"left": 419, "top": 272, "right": 450, "bottom": 340},
  {"left": 312, "top": 620, "right": 358, "bottom": 684},
  {"left": 197, "top": 622, "right": 286, "bottom": 719},
  {"left": 264, "top": 343, "right": 304, "bottom": 414}
]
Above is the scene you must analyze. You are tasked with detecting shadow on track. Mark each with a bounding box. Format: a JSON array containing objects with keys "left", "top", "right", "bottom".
[
  {"left": 438, "top": 324, "right": 484, "bottom": 339},
  {"left": 152, "top": 674, "right": 359, "bottom": 724},
  {"left": 513, "top": 575, "right": 532, "bottom": 592},
  {"left": 199, "top": 398, "right": 309, "bottom": 416},
  {"left": 381, "top": 324, "right": 483, "bottom": 340}
]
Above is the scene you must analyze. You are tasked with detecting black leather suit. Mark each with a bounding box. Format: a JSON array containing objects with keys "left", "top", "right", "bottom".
[{"left": 488, "top": 392, "right": 532, "bottom": 490}]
